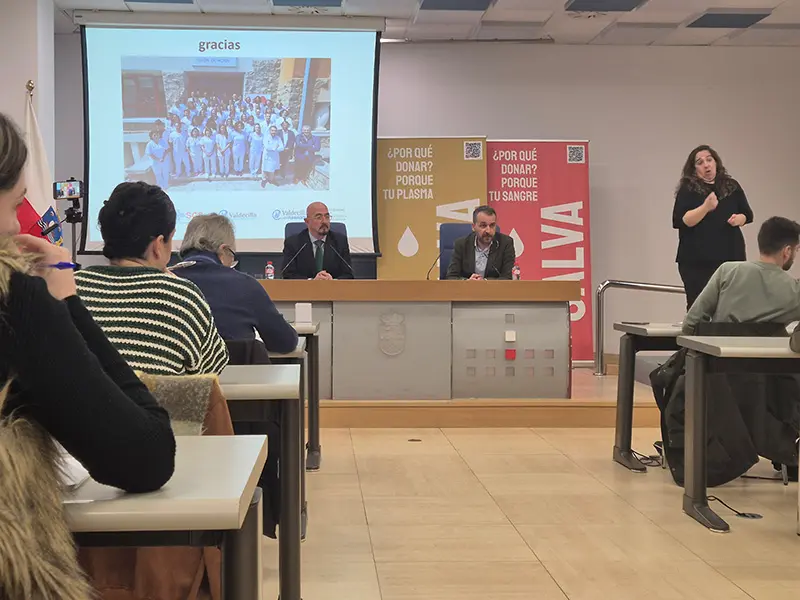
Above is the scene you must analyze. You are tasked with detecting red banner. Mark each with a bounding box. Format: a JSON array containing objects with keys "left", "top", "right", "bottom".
[{"left": 487, "top": 140, "right": 593, "bottom": 361}]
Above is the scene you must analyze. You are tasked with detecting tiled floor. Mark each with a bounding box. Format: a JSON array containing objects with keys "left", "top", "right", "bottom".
[{"left": 262, "top": 427, "right": 800, "bottom": 599}]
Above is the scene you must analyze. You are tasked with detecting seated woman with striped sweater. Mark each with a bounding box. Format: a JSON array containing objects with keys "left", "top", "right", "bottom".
[{"left": 75, "top": 182, "right": 229, "bottom": 375}]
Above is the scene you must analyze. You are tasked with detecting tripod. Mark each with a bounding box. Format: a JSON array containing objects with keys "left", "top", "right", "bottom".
[{"left": 63, "top": 197, "right": 82, "bottom": 264}]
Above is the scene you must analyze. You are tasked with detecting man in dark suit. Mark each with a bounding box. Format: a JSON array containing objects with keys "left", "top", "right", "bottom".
[
  {"left": 281, "top": 201, "right": 354, "bottom": 279},
  {"left": 445, "top": 205, "right": 516, "bottom": 280}
]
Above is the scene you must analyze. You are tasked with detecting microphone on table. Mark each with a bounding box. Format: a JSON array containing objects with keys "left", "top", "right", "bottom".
[
  {"left": 425, "top": 250, "right": 443, "bottom": 280},
  {"left": 325, "top": 239, "right": 354, "bottom": 277},
  {"left": 280, "top": 242, "right": 308, "bottom": 278}
]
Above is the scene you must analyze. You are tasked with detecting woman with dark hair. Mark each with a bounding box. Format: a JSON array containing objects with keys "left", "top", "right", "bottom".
[
  {"left": 0, "top": 112, "right": 176, "bottom": 595},
  {"left": 672, "top": 145, "right": 754, "bottom": 309},
  {"left": 75, "top": 182, "right": 229, "bottom": 376}
]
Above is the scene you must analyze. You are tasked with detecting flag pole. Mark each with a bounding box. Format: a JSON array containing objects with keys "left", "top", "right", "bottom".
[{"left": 26, "top": 80, "right": 35, "bottom": 97}]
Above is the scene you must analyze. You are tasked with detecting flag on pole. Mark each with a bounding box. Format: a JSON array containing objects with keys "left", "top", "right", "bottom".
[{"left": 17, "top": 92, "right": 63, "bottom": 245}]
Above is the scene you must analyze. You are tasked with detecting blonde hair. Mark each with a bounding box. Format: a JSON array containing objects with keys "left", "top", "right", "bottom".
[{"left": 0, "top": 236, "right": 33, "bottom": 300}]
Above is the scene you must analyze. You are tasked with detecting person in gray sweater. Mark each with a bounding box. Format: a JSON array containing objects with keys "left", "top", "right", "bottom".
[{"left": 682, "top": 216, "right": 800, "bottom": 334}]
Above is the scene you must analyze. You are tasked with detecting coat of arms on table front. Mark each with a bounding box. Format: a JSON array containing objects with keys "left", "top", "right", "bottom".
[{"left": 379, "top": 312, "right": 406, "bottom": 357}]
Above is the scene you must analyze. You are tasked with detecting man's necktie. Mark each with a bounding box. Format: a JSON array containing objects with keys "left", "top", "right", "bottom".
[{"left": 314, "top": 239, "right": 325, "bottom": 274}]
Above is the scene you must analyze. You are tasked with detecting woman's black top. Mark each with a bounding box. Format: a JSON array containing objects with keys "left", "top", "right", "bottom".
[
  {"left": 0, "top": 271, "right": 176, "bottom": 493},
  {"left": 672, "top": 178, "right": 753, "bottom": 264}
]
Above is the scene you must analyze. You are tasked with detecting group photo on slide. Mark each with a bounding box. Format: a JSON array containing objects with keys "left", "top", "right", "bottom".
[{"left": 120, "top": 56, "right": 330, "bottom": 194}]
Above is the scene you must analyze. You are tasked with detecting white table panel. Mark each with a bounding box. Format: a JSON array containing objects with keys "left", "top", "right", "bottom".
[{"left": 66, "top": 436, "right": 266, "bottom": 533}]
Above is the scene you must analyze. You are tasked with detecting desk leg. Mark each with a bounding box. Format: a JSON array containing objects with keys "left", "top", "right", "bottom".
[
  {"left": 305, "top": 334, "right": 322, "bottom": 471},
  {"left": 613, "top": 334, "right": 646, "bottom": 472},
  {"left": 683, "top": 350, "right": 729, "bottom": 533},
  {"left": 222, "top": 488, "right": 263, "bottom": 600},
  {"left": 299, "top": 356, "right": 307, "bottom": 541},
  {"left": 280, "top": 395, "right": 302, "bottom": 600}
]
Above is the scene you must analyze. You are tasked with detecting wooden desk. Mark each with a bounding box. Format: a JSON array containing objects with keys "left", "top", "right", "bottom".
[
  {"left": 218, "top": 365, "right": 303, "bottom": 596},
  {"left": 68, "top": 436, "right": 273, "bottom": 600},
  {"left": 263, "top": 279, "right": 578, "bottom": 302},
  {"left": 677, "top": 335, "right": 800, "bottom": 533},
  {"left": 263, "top": 280, "right": 580, "bottom": 400},
  {"left": 612, "top": 322, "right": 682, "bottom": 472}
]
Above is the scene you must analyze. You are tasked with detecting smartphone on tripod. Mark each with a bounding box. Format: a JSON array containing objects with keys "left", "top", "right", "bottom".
[{"left": 52, "top": 178, "right": 84, "bottom": 262}]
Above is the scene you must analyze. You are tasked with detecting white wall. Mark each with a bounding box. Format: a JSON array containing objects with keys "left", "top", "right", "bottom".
[
  {"left": 0, "top": 0, "right": 55, "bottom": 167},
  {"left": 54, "top": 37, "right": 800, "bottom": 347},
  {"left": 377, "top": 43, "right": 800, "bottom": 352}
]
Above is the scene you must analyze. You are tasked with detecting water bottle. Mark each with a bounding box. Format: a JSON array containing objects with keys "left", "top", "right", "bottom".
[
  {"left": 512, "top": 263, "right": 521, "bottom": 281},
  {"left": 265, "top": 261, "right": 275, "bottom": 280}
]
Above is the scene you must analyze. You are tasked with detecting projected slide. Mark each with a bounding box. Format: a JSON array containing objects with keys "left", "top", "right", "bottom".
[{"left": 83, "top": 28, "right": 379, "bottom": 253}]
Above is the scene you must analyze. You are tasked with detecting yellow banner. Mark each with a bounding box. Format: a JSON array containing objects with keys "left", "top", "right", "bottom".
[{"left": 377, "top": 137, "right": 487, "bottom": 280}]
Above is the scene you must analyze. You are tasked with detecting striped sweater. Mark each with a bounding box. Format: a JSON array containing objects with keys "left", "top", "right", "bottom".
[{"left": 75, "top": 265, "right": 229, "bottom": 376}]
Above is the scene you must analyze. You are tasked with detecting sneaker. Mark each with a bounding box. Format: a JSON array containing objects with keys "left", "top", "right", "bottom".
[{"left": 790, "top": 328, "right": 799, "bottom": 353}]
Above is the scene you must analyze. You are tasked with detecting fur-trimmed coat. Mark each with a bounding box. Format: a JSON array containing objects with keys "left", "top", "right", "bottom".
[{"left": 0, "top": 386, "right": 93, "bottom": 600}]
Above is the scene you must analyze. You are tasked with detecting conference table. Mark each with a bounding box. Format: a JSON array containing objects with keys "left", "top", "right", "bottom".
[
  {"left": 265, "top": 280, "right": 581, "bottom": 400},
  {"left": 67, "top": 436, "right": 269, "bottom": 600},
  {"left": 218, "top": 364, "right": 303, "bottom": 596},
  {"left": 677, "top": 335, "right": 800, "bottom": 533},
  {"left": 612, "top": 322, "right": 681, "bottom": 472}
]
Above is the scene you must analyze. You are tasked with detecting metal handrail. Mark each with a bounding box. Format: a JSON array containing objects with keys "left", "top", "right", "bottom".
[{"left": 594, "top": 279, "right": 685, "bottom": 375}]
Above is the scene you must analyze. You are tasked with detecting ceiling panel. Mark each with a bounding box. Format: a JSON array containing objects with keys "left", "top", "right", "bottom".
[
  {"left": 716, "top": 23, "right": 800, "bottom": 44},
  {"left": 654, "top": 25, "right": 733, "bottom": 44},
  {"left": 405, "top": 22, "right": 476, "bottom": 40},
  {"left": 344, "top": 0, "right": 419, "bottom": 18},
  {"left": 272, "top": 0, "right": 342, "bottom": 6},
  {"left": 494, "top": 0, "right": 561, "bottom": 6},
  {"left": 592, "top": 22, "right": 676, "bottom": 44},
  {"left": 687, "top": 10, "right": 771, "bottom": 28},
  {"left": 543, "top": 10, "right": 616, "bottom": 43},
  {"left": 565, "top": 0, "right": 647, "bottom": 11},
  {"left": 615, "top": 6, "right": 697, "bottom": 24},
  {"left": 483, "top": 6, "right": 554, "bottom": 23},
  {"left": 419, "top": 0, "right": 492, "bottom": 10},
  {"left": 644, "top": 0, "right": 781, "bottom": 7},
  {"left": 55, "top": 0, "right": 129, "bottom": 9},
  {"left": 194, "top": 0, "right": 270, "bottom": 13},
  {"left": 415, "top": 9, "right": 484, "bottom": 24},
  {"left": 476, "top": 21, "right": 550, "bottom": 40},
  {"left": 126, "top": 1, "right": 200, "bottom": 11},
  {"left": 761, "top": 0, "right": 800, "bottom": 24},
  {"left": 271, "top": 4, "right": 343, "bottom": 14}
]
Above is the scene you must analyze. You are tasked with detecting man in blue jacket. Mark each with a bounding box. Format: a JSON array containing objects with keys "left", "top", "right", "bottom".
[{"left": 171, "top": 213, "right": 298, "bottom": 353}]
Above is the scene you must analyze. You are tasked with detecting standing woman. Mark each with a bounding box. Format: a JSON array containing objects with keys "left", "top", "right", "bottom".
[
  {"left": 231, "top": 122, "right": 247, "bottom": 177},
  {"left": 260, "top": 125, "right": 285, "bottom": 188},
  {"left": 672, "top": 145, "right": 753, "bottom": 309},
  {"left": 216, "top": 124, "right": 232, "bottom": 179},
  {"left": 187, "top": 127, "right": 203, "bottom": 177},
  {"left": 200, "top": 126, "right": 216, "bottom": 180},
  {"left": 248, "top": 123, "right": 264, "bottom": 176}
]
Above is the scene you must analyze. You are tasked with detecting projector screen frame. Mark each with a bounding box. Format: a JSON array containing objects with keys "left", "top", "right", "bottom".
[{"left": 79, "top": 23, "right": 382, "bottom": 257}]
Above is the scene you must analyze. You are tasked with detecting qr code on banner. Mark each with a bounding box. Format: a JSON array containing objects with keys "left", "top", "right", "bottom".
[
  {"left": 567, "top": 145, "right": 586, "bottom": 164},
  {"left": 464, "top": 141, "right": 483, "bottom": 161}
]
